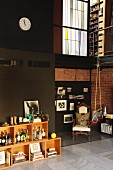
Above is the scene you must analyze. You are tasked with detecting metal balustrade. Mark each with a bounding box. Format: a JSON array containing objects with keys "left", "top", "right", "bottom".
[{"left": 89, "top": 25, "right": 113, "bottom": 58}]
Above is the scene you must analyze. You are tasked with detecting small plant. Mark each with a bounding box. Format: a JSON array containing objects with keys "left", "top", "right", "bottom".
[
  {"left": 39, "top": 111, "right": 49, "bottom": 121},
  {"left": 27, "top": 114, "right": 34, "bottom": 122}
]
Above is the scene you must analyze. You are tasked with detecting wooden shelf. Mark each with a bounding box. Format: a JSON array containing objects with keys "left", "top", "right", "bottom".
[
  {"left": 0, "top": 122, "right": 61, "bottom": 169},
  {"left": 89, "top": 0, "right": 105, "bottom": 57},
  {"left": 90, "top": 1, "right": 103, "bottom": 8}
]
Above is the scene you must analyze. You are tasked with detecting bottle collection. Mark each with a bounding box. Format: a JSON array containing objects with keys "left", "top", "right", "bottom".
[
  {"left": 15, "top": 129, "right": 30, "bottom": 143},
  {"left": 0, "top": 127, "right": 46, "bottom": 146},
  {"left": 0, "top": 130, "right": 12, "bottom": 146},
  {"left": 33, "top": 126, "right": 45, "bottom": 140}
]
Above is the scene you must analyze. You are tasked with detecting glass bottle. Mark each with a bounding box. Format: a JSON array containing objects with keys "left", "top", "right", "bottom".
[
  {"left": 26, "top": 130, "right": 29, "bottom": 141},
  {"left": 38, "top": 127, "right": 42, "bottom": 140},
  {"left": 42, "top": 129, "right": 45, "bottom": 138},
  {"left": 7, "top": 133, "right": 11, "bottom": 145},
  {"left": 5, "top": 131, "right": 8, "bottom": 146},
  {"left": 1, "top": 131, "right": 6, "bottom": 146}
]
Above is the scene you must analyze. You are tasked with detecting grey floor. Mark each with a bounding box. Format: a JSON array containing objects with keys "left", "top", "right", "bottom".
[{"left": 8, "top": 130, "right": 113, "bottom": 170}]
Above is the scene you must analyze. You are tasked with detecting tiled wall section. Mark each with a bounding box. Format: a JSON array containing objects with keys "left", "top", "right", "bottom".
[
  {"left": 91, "top": 68, "right": 113, "bottom": 113},
  {"left": 55, "top": 68, "right": 90, "bottom": 81}
]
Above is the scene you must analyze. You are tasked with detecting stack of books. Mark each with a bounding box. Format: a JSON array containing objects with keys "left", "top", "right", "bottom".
[
  {"left": 30, "top": 151, "right": 44, "bottom": 161},
  {"left": 46, "top": 148, "right": 57, "bottom": 158}
]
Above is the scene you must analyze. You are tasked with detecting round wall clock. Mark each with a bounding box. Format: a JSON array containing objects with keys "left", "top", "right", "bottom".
[{"left": 19, "top": 17, "right": 31, "bottom": 31}]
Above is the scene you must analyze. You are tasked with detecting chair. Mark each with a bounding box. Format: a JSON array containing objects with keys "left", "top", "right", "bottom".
[{"left": 72, "top": 103, "right": 91, "bottom": 140}]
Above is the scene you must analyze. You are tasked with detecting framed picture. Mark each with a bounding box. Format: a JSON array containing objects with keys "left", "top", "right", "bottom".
[
  {"left": 67, "top": 87, "right": 72, "bottom": 93},
  {"left": 56, "top": 87, "right": 66, "bottom": 99},
  {"left": 30, "top": 142, "right": 41, "bottom": 153},
  {"left": 24, "top": 100, "right": 39, "bottom": 118},
  {"left": 57, "top": 87, "right": 66, "bottom": 95},
  {"left": 64, "top": 114, "right": 73, "bottom": 123},
  {"left": 69, "top": 103, "right": 74, "bottom": 111},
  {"left": 56, "top": 100, "right": 67, "bottom": 111}
]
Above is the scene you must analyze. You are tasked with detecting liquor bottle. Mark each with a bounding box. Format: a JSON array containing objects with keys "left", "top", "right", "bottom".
[
  {"left": 0, "top": 135, "right": 1, "bottom": 146},
  {"left": 33, "top": 127, "right": 37, "bottom": 140},
  {"left": 26, "top": 130, "right": 29, "bottom": 141},
  {"left": 38, "top": 127, "right": 42, "bottom": 140},
  {"left": 41, "top": 129, "right": 45, "bottom": 138},
  {"left": 17, "top": 131, "right": 21, "bottom": 143},
  {"left": 22, "top": 129, "right": 26, "bottom": 142},
  {"left": 20, "top": 129, "right": 24, "bottom": 142},
  {"left": 1, "top": 131, "right": 6, "bottom": 146},
  {"left": 7, "top": 133, "right": 11, "bottom": 145},
  {"left": 5, "top": 131, "right": 8, "bottom": 146},
  {"left": 15, "top": 133, "right": 17, "bottom": 143}
]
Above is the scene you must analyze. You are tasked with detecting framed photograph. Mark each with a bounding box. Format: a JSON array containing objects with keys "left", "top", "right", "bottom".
[
  {"left": 64, "top": 114, "right": 73, "bottom": 123},
  {"left": 56, "top": 87, "right": 66, "bottom": 99},
  {"left": 57, "top": 87, "right": 66, "bottom": 95},
  {"left": 67, "top": 87, "right": 72, "bottom": 93},
  {"left": 30, "top": 142, "right": 41, "bottom": 153},
  {"left": 56, "top": 100, "right": 67, "bottom": 111},
  {"left": 70, "top": 103, "right": 74, "bottom": 111},
  {"left": 24, "top": 100, "right": 39, "bottom": 118}
]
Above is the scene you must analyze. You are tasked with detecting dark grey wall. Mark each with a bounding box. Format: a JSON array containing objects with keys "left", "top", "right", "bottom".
[
  {"left": 0, "top": 1, "right": 55, "bottom": 133},
  {"left": 0, "top": 0, "right": 53, "bottom": 52},
  {"left": 0, "top": 48, "right": 55, "bottom": 133},
  {"left": 55, "top": 81, "right": 91, "bottom": 132}
]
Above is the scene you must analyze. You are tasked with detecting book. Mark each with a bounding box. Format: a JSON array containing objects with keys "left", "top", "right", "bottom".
[
  {"left": 46, "top": 150, "right": 57, "bottom": 157},
  {"left": 31, "top": 151, "right": 42, "bottom": 156},
  {"left": 48, "top": 148, "right": 55, "bottom": 152}
]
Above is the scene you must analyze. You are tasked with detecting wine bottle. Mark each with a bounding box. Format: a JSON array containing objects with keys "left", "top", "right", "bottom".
[
  {"left": 26, "top": 130, "right": 29, "bottom": 141},
  {"left": 1, "top": 131, "right": 6, "bottom": 146},
  {"left": 17, "top": 131, "right": 21, "bottom": 142},
  {"left": 7, "top": 133, "right": 11, "bottom": 145}
]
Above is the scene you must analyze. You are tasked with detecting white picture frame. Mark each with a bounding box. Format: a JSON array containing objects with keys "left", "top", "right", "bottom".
[
  {"left": 70, "top": 103, "right": 74, "bottom": 111},
  {"left": 30, "top": 142, "right": 41, "bottom": 153},
  {"left": 64, "top": 114, "right": 73, "bottom": 123},
  {"left": 57, "top": 87, "right": 66, "bottom": 95},
  {"left": 56, "top": 100, "right": 67, "bottom": 111},
  {"left": 24, "top": 100, "right": 39, "bottom": 118}
]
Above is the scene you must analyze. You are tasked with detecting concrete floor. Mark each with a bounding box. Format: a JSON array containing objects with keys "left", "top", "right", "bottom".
[{"left": 8, "top": 131, "right": 113, "bottom": 170}]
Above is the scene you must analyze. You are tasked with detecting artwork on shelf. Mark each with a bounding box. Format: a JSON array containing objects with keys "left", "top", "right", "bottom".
[
  {"left": 64, "top": 114, "right": 73, "bottom": 123},
  {"left": 56, "top": 100, "right": 67, "bottom": 111},
  {"left": 69, "top": 103, "right": 74, "bottom": 111},
  {"left": 67, "top": 87, "right": 72, "bottom": 93},
  {"left": 24, "top": 100, "right": 39, "bottom": 118},
  {"left": 30, "top": 142, "right": 41, "bottom": 154}
]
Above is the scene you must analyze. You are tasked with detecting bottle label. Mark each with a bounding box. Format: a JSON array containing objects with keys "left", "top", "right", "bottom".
[
  {"left": 2, "top": 139, "right": 5, "bottom": 143},
  {"left": 17, "top": 136, "right": 20, "bottom": 142}
]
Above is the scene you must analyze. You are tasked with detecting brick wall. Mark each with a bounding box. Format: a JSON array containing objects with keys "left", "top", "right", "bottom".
[
  {"left": 91, "top": 68, "right": 113, "bottom": 113},
  {"left": 55, "top": 68, "right": 90, "bottom": 81}
]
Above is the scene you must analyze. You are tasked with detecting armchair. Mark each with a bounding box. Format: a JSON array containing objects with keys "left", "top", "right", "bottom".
[{"left": 72, "top": 103, "right": 91, "bottom": 140}]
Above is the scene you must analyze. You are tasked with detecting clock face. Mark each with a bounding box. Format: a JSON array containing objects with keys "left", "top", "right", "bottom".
[{"left": 19, "top": 17, "right": 31, "bottom": 31}]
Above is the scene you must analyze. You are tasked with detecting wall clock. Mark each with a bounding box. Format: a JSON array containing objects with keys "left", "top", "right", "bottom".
[{"left": 19, "top": 17, "right": 31, "bottom": 31}]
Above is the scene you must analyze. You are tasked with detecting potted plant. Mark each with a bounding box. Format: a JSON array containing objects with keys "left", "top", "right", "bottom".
[{"left": 39, "top": 111, "right": 49, "bottom": 122}]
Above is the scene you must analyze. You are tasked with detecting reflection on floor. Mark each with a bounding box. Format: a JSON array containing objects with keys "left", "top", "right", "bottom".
[
  {"left": 57, "top": 129, "right": 112, "bottom": 147},
  {"left": 8, "top": 130, "right": 113, "bottom": 170}
]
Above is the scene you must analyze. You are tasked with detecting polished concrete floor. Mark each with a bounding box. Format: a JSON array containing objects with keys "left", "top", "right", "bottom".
[{"left": 8, "top": 130, "right": 113, "bottom": 170}]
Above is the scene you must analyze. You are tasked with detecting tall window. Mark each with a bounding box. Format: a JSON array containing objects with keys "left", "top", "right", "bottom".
[{"left": 62, "top": 0, "right": 88, "bottom": 56}]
